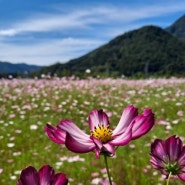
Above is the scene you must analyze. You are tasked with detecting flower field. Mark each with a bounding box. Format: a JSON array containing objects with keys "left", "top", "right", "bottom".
[{"left": 0, "top": 77, "right": 185, "bottom": 185}]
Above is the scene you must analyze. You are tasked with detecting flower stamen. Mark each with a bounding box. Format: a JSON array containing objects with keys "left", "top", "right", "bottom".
[{"left": 91, "top": 125, "right": 113, "bottom": 143}]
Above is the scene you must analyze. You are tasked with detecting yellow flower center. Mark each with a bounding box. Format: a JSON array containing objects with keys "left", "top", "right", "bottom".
[{"left": 91, "top": 125, "right": 113, "bottom": 143}]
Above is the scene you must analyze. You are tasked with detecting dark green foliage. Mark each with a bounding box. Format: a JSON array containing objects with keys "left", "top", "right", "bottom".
[
  {"left": 166, "top": 14, "right": 185, "bottom": 40},
  {"left": 39, "top": 25, "right": 185, "bottom": 78}
]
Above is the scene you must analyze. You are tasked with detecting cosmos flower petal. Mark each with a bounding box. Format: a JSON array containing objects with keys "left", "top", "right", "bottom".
[
  {"left": 151, "top": 139, "right": 167, "bottom": 162},
  {"left": 17, "top": 166, "right": 39, "bottom": 185},
  {"left": 103, "top": 143, "right": 115, "bottom": 155},
  {"left": 150, "top": 155, "right": 165, "bottom": 170},
  {"left": 89, "top": 109, "right": 109, "bottom": 131},
  {"left": 94, "top": 148, "right": 101, "bottom": 158},
  {"left": 38, "top": 165, "right": 54, "bottom": 185},
  {"left": 178, "top": 146, "right": 185, "bottom": 166},
  {"left": 45, "top": 124, "right": 66, "bottom": 144},
  {"left": 178, "top": 173, "right": 185, "bottom": 182},
  {"left": 110, "top": 123, "right": 132, "bottom": 146},
  {"left": 51, "top": 173, "right": 68, "bottom": 185},
  {"left": 58, "top": 120, "right": 90, "bottom": 139},
  {"left": 113, "top": 105, "right": 138, "bottom": 135},
  {"left": 91, "top": 136, "right": 103, "bottom": 149},
  {"left": 131, "top": 109, "right": 154, "bottom": 140},
  {"left": 65, "top": 133, "right": 96, "bottom": 153},
  {"left": 165, "top": 135, "right": 183, "bottom": 161}
]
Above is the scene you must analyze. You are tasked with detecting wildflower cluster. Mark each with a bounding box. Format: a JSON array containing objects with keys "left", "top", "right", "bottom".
[{"left": 9, "top": 78, "right": 184, "bottom": 185}]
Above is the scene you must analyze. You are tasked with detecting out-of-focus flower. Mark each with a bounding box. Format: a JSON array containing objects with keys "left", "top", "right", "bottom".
[
  {"left": 45, "top": 105, "right": 154, "bottom": 158},
  {"left": 16, "top": 165, "right": 68, "bottom": 185},
  {"left": 150, "top": 135, "right": 185, "bottom": 182}
]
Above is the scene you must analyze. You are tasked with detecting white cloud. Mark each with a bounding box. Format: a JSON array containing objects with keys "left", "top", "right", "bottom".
[
  {"left": 0, "top": 37, "right": 104, "bottom": 66},
  {"left": 1, "top": 2, "right": 185, "bottom": 37},
  {"left": 0, "top": 1, "right": 185, "bottom": 65}
]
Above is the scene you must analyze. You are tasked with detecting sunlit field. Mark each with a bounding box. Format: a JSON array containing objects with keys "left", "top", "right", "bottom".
[{"left": 0, "top": 77, "right": 185, "bottom": 185}]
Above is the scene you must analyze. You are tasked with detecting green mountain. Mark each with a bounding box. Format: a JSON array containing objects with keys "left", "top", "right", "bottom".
[
  {"left": 166, "top": 14, "right": 185, "bottom": 40},
  {"left": 39, "top": 25, "right": 185, "bottom": 78}
]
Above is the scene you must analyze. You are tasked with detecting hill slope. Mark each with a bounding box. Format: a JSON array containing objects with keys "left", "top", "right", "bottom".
[
  {"left": 166, "top": 14, "right": 185, "bottom": 40},
  {"left": 0, "top": 61, "right": 43, "bottom": 75},
  {"left": 40, "top": 25, "right": 185, "bottom": 78}
]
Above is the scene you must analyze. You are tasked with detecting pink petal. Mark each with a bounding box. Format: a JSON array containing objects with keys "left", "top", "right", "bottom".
[
  {"left": 58, "top": 120, "right": 90, "bottom": 139},
  {"left": 178, "top": 173, "right": 185, "bottom": 182},
  {"left": 131, "top": 109, "right": 154, "bottom": 139},
  {"left": 38, "top": 165, "right": 54, "bottom": 185},
  {"left": 150, "top": 155, "right": 165, "bottom": 170},
  {"left": 17, "top": 166, "right": 39, "bottom": 185},
  {"left": 65, "top": 133, "right": 96, "bottom": 153},
  {"left": 165, "top": 135, "right": 182, "bottom": 162},
  {"left": 94, "top": 148, "right": 101, "bottom": 158},
  {"left": 91, "top": 136, "right": 103, "bottom": 149},
  {"left": 88, "top": 109, "right": 109, "bottom": 131},
  {"left": 51, "top": 173, "right": 68, "bottom": 185},
  {"left": 110, "top": 122, "right": 132, "bottom": 146},
  {"left": 113, "top": 105, "right": 138, "bottom": 135},
  {"left": 45, "top": 124, "right": 66, "bottom": 144},
  {"left": 151, "top": 139, "right": 167, "bottom": 161},
  {"left": 178, "top": 146, "right": 185, "bottom": 166},
  {"left": 103, "top": 143, "right": 115, "bottom": 156}
]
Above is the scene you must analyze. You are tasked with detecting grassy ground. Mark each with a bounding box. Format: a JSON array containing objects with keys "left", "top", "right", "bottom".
[{"left": 0, "top": 77, "right": 185, "bottom": 185}]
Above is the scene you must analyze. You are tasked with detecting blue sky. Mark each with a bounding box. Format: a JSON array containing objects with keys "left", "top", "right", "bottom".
[{"left": 0, "top": 0, "right": 185, "bottom": 66}]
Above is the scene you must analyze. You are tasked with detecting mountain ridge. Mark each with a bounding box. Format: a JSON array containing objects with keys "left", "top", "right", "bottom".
[
  {"left": 38, "top": 23, "right": 185, "bottom": 78},
  {"left": 2, "top": 13, "right": 185, "bottom": 78},
  {"left": 0, "top": 61, "right": 43, "bottom": 76}
]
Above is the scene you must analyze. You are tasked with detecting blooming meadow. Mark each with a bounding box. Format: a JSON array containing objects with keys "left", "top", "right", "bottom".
[{"left": 0, "top": 77, "right": 185, "bottom": 184}]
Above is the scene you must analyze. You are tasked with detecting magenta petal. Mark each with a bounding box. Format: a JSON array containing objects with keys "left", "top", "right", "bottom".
[
  {"left": 178, "top": 173, "right": 185, "bottom": 182},
  {"left": 150, "top": 155, "right": 164, "bottom": 170},
  {"left": 65, "top": 133, "right": 96, "bottom": 153},
  {"left": 17, "top": 166, "right": 39, "bottom": 185},
  {"left": 91, "top": 136, "right": 103, "bottom": 149},
  {"left": 165, "top": 135, "right": 182, "bottom": 161},
  {"left": 178, "top": 146, "right": 185, "bottom": 166},
  {"left": 113, "top": 105, "right": 138, "bottom": 135},
  {"left": 51, "top": 173, "right": 68, "bottom": 185},
  {"left": 38, "top": 165, "right": 54, "bottom": 185},
  {"left": 88, "top": 109, "right": 109, "bottom": 131},
  {"left": 58, "top": 120, "right": 90, "bottom": 139},
  {"left": 45, "top": 124, "right": 66, "bottom": 144},
  {"left": 103, "top": 143, "right": 115, "bottom": 155},
  {"left": 151, "top": 139, "right": 167, "bottom": 161},
  {"left": 94, "top": 148, "right": 101, "bottom": 158},
  {"left": 132, "top": 109, "right": 154, "bottom": 140},
  {"left": 110, "top": 123, "right": 132, "bottom": 146}
]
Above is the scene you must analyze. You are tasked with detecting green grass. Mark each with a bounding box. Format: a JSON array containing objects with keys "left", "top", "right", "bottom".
[{"left": 0, "top": 78, "right": 185, "bottom": 185}]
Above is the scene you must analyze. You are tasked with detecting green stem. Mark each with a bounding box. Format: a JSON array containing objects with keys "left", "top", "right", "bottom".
[
  {"left": 166, "top": 172, "right": 172, "bottom": 185},
  {"left": 104, "top": 154, "right": 112, "bottom": 185}
]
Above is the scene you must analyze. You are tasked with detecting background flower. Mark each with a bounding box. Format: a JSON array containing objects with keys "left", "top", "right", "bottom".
[
  {"left": 17, "top": 165, "right": 68, "bottom": 185},
  {"left": 150, "top": 135, "right": 185, "bottom": 182}
]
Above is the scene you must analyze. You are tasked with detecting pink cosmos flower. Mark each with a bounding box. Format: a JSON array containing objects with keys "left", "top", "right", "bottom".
[
  {"left": 45, "top": 105, "right": 154, "bottom": 158},
  {"left": 17, "top": 165, "right": 68, "bottom": 185},
  {"left": 150, "top": 135, "right": 185, "bottom": 182}
]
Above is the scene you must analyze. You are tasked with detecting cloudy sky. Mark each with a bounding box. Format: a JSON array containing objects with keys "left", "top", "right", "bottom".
[{"left": 0, "top": 0, "right": 185, "bottom": 66}]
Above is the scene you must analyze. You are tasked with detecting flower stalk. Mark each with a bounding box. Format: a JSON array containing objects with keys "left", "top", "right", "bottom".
[
  {"left": 104, "top": 154, "right": 112, "bottom": 185},
  {"left": 166, "top": 172, "right": 172, "bottom": 185}
]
